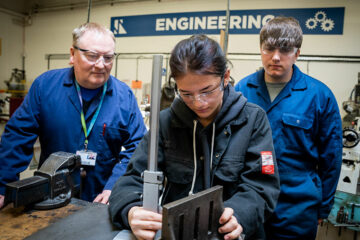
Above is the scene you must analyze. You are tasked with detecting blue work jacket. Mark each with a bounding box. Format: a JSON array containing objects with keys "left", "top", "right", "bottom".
[
  {"left": 235, "top": 65, "right": 342, "bottom": 239},
  {"left": 0, "top": 68, "right": 147, "bottom": 201}
]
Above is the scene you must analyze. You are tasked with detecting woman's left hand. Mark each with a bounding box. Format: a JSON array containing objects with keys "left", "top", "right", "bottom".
[
  {"left": 93, "top": 190, "right": 111, "bottom": 204},
  {"left": 218, "top": 207, "right": 243, "bottom": 240}
]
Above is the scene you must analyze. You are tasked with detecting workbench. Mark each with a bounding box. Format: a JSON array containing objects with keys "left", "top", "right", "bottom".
[{"left": 0, "top": 199, "right": 120, "bottom": 240}]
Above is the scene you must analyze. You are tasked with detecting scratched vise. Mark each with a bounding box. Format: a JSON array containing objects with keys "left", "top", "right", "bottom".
[{"left": 5, "top": 152, "right": 80, "bottom": 210}]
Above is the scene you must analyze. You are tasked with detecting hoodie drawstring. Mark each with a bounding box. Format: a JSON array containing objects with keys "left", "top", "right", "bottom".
[
  {"left": 189, "top": 120, "right": 198, "bottom": 195},
  {"left": 189, "top": 121, "right": 216, "bottom": 196},
  {"left": 210, "top": 122, "right": 215, "bottom": 171}
]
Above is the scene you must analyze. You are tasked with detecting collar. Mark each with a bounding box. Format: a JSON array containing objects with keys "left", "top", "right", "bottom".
[
  {"left": 63, "top": 67, "right": 113, "bottom": 94},
  {"left": 247, "top": 65, "right": 307, "bottom": 91},
  {"left": 289, "top": 65, "right": 307, "bottom": 90}
]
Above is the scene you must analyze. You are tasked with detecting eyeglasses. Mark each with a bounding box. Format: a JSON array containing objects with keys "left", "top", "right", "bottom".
[
  {"left": 73, "top": 46, "right": 115, "bottom": 65},
  {"left": 261, "top": 46, "right": 298, "bottom": 56},
  {"left": 176, "top": 81, "right": 224, "bottom": 103}
]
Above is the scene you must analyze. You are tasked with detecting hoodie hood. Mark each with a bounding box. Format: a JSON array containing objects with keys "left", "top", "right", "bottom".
[
  {"left": 169, "top": 84, "right": 248, "bottom": 195},
  {"left": 170, "top": 84, "right": 247, "bottom": 130}
]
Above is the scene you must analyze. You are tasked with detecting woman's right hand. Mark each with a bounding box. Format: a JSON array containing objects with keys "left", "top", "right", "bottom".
[{"left": 128, "top": 206, "right": 162, "bottom": 240}]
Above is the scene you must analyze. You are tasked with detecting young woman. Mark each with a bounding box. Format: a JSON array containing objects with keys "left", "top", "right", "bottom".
[{"left": 109, "top": 35, "right": 280, "bottom": 240}]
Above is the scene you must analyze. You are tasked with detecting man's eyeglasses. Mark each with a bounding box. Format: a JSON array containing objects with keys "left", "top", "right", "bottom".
[
  {"left": 261, "top": 46, "right": 298, "bottom": 56},
  {"left": 73, "top": 46, "right": 115, "bottom": 65},
  {"left": 176, "top": 81, "right": 224, "bottom": 103}
]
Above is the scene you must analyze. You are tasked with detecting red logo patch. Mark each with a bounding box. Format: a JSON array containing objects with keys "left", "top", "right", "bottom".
[{"left": 261, "top": 151, "right": 274, "bottom": 175}]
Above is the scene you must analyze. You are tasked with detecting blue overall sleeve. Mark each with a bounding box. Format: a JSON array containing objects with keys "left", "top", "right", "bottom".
[
  {"left": 317, "top": 92, "right": 342, "bottom": 219},
  {"left": 0, "top": 79, "right": 41, "bottom": 195}
]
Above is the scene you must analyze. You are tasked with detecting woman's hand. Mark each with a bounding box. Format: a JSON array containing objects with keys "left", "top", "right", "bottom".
[
  {"left": 218, "top": 207, "right": 243, "bottom": 240},
  {"left": 128, "top": 206, "right": 162, "bottom": 240}
]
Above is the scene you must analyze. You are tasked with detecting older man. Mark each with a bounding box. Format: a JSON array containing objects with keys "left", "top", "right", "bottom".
[{"left": 0, "top": 22, "right": 146, "bottom": 208}]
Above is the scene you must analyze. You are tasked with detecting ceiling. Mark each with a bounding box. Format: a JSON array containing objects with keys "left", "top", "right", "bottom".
[{"left": 0, "top": 0, "right": 156, "bottom": 15}]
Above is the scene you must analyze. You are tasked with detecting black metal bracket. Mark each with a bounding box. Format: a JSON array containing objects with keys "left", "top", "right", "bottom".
[{"left": 161, "top": 185, "right": 224, "bottom": 240}]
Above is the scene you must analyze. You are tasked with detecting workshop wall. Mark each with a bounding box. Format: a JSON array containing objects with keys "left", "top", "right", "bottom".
[
  {"left": 0, "top": 12, "right": 24, "bottom": 90},
  {"left": 1, "top": 0, "right": 360, "bottom": 116}
]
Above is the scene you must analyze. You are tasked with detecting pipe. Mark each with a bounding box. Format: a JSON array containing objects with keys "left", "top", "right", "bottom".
[
  {"left": 31, "top": 0, "right": 155, "bottom": 13},
  {"left": 147, "top": 54, "right": 163, "bottom": 171},
  {"left": 45, "top": 52, "right": 360, "bottom": 63},
  {"left": 115, "top": 53, "right": 120, "bottom": 78},
  {"left": 223, "top": 0, "right": 230, "bottom": 56},
  {"left": 87, "top": 0, "right": 92, "bottom": 23},
  {"left": 47, "top": 54, "right": 52, "bottom": 70},
  {"left": 0, "top": 7, "right": 26, "bottom": 18},
  {"left": 22, "top": 19, "right": 26, "bottom": 75}
]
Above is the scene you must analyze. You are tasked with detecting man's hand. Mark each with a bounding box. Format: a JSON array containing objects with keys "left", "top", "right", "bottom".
[
  {"left": 93, "top": 190, "right": 111, "bottom": 204},
  {"left": 218, "top": 207, "right": 243, "bottom": 240},
  {"left": 0, "top": 195, "right": 4, "bottom": 209},
  {"left": 128, "top": 206, "right": 162, "bottom": 240}
]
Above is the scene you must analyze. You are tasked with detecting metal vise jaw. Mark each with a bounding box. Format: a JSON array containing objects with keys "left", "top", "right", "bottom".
[{"left": 5, "top": 152, "right": 80, "bottom": 209}]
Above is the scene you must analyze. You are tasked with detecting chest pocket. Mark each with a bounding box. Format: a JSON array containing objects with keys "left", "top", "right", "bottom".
[
  {"left": 280, "top": 113, "right": 314, "bottom": 153},
  {"left": 282, "top": 113, "right": 313, "bottom": 130},
  {"left": 96, "top": 126, "right": 128, "bottom": 160}
]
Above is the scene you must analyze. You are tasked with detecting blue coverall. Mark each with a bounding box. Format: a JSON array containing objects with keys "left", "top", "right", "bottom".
[
  {"left": 0, "top": 67, "right": 147, "bottom": 201},
  {"left": 235, "top": 65, "right": 342, "bottom": 239}
]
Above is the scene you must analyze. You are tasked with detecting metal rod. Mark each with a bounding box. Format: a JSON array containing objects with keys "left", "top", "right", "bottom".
[
  {"left": 0, "top": 7, "right": 26, "bottom": 18},
  {"left": 142, "top": 55, "right": 164, "bottom": 213},
  {"left": 28, "top": 0, "right": 154, "bottom": 13},
  {"left": 115, "top": 53, "right": 120, "bottom": 78},
  {"left": 148, "top": 54, "right": 163, "bottom": 171},
  {"left": 45, "top": 52, "right": 360, "bottom": 61},
  {"left": 47, "top": 54, "right": 52, "bottom": 70},
  {"left": 223, "top": 0, "right": 230, "bottom": 55},
  {"left": 87, "top": 0, "right": 92, "bottom": 23}
]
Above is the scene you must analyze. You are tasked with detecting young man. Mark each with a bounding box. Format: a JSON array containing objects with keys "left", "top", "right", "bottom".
[
  {"left": 0, "top": 23, "right": 146, "bottom": 208},
  {"left": 235, "top": 17, "right": 342, "bottom": 239},
  {"left": 109, "top": 35, "right": 280, "bottom": 240}
]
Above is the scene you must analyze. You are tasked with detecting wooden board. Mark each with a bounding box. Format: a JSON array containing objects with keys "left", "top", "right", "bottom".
[{"left": 0, "top": 202, "right": 83, "bottom": 240}]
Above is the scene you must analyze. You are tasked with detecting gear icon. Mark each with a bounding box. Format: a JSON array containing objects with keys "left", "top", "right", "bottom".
[
  {"left": 321, "top": 19, "right": 335, "bottom": 32},
  {"left": 305, "top": 18, "right": 317, "bottom": 29},
  {"left": 315, "top": 11, "right": 327, "bottom": 22}
]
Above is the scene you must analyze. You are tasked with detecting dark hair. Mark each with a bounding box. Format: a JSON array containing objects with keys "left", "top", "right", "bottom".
[
  {"left": 169, "top": 34, "right": 227, "bottom": 80},
  {"left": 260, "top": 17, "right": 303, "bottom": 49}
]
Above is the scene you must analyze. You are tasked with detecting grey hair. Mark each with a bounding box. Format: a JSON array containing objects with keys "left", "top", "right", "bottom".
[
  {"left": 72, "top": 22, "right": 115, "bottom": 47},
  {"left": 260, "top": 16, "right": 303, "bottom": 49}
]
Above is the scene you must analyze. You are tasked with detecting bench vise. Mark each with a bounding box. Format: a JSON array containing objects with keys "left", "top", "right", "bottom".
[{"left": 5, "top": 152, "right": 80, "bottom": 210}]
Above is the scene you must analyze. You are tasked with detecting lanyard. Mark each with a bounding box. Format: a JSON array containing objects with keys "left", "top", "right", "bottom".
[{"left": 75, "top": 81, "right": 107, "bottom": 150}]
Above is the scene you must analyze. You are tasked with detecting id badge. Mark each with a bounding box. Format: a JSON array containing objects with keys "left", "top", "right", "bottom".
[{"left": 76, "top": 150, "right": 97, "bottom": 166}]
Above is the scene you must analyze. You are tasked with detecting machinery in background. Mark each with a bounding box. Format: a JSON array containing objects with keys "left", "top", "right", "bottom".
[
  {"left": 160, "top": 79, "right": 175, "bottom": 111},
  {"left": 0, "top": 91, "right": 9, "bottom": 120},
  {"left": 5, "top": 68, "right": 26, "bottom": 93},
  {"left": 2, "top": 68, "right": 27, "bottom": 118},
  {"left": 328, "top": 73, "right": 360, "bottom": 231}
]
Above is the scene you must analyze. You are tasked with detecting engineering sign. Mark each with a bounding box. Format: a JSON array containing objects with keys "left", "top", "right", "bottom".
[{"left": 111, "top": 7, "right": 344, "bottom": 37}]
